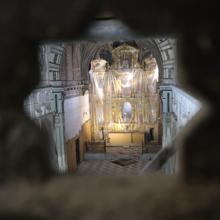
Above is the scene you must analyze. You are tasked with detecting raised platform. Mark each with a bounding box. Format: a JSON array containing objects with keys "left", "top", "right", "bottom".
[{"left": 86, "top": 142, "right": 161, "bottom": 154}]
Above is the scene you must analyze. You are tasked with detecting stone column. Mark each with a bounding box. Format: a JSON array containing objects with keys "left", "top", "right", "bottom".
[{"left": 51, "top": 88, "right": 67, "bottom": 172}]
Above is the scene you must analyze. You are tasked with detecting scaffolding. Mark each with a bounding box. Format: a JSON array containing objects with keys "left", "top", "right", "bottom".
[{"left": 89, "top": 45, "right": 159, "bottom": 142}]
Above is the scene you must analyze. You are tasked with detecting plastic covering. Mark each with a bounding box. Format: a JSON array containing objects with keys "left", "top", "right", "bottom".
[{"left": 89, "top": 45, "right": 159, "bottom": 141}]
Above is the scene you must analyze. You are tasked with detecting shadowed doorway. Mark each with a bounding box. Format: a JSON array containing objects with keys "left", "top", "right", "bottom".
[{"left": 76, "top": 138, "right": 80, "bottom": 165}]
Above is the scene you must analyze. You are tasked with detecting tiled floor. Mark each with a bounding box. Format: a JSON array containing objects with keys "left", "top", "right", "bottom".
[
  {"left": 106, "top": 146, "right": 142, "bottom": 160},
  {"left": 75, "top": 159, "right": 148, "bottom": 176},
  {"left": 76, "top": 146, "right": 155, "bottom": 176}
]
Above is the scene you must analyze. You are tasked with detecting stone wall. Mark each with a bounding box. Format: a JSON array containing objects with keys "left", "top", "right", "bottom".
[
  {"left": 64, "top": 93, "right": 90, "bottom": 141},
  {"left": 161, "top": 85, "right": 201, "bottom": 147},
  {"left": 172, "top": 86, "right": 201, "bottom": 131},
  {"left": 24, "top": 43, "right": 89, "bottom": 173},
  {"left": 1, "top": 0, "right": 220, "bottom": 219},
  {"left": 160, "top": 85, "right": 201, "bottom": 174}
]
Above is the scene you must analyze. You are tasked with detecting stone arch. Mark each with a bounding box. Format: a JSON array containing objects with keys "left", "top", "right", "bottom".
[
  {"left": 79, "top": 39, "right": 175, "bottom": 84},
  {"left": 46, "top": 39, "right": 176, "bottom": 85},
  {"left": 154, "top": 38, "right": 176, "bottom": 84},
  {"left": 80, "top": 42, "right": 107, "bottom": 80},
  {"left": 136, "top": 39, "right": 164, "bottom": 81},
  {"left": 136, "top": 38, "right": 176, "bottom": 85}
]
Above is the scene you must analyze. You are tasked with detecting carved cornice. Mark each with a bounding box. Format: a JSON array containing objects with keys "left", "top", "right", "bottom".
[{"left": 64, "top": 82, "right": 89, "bottom": 98}]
